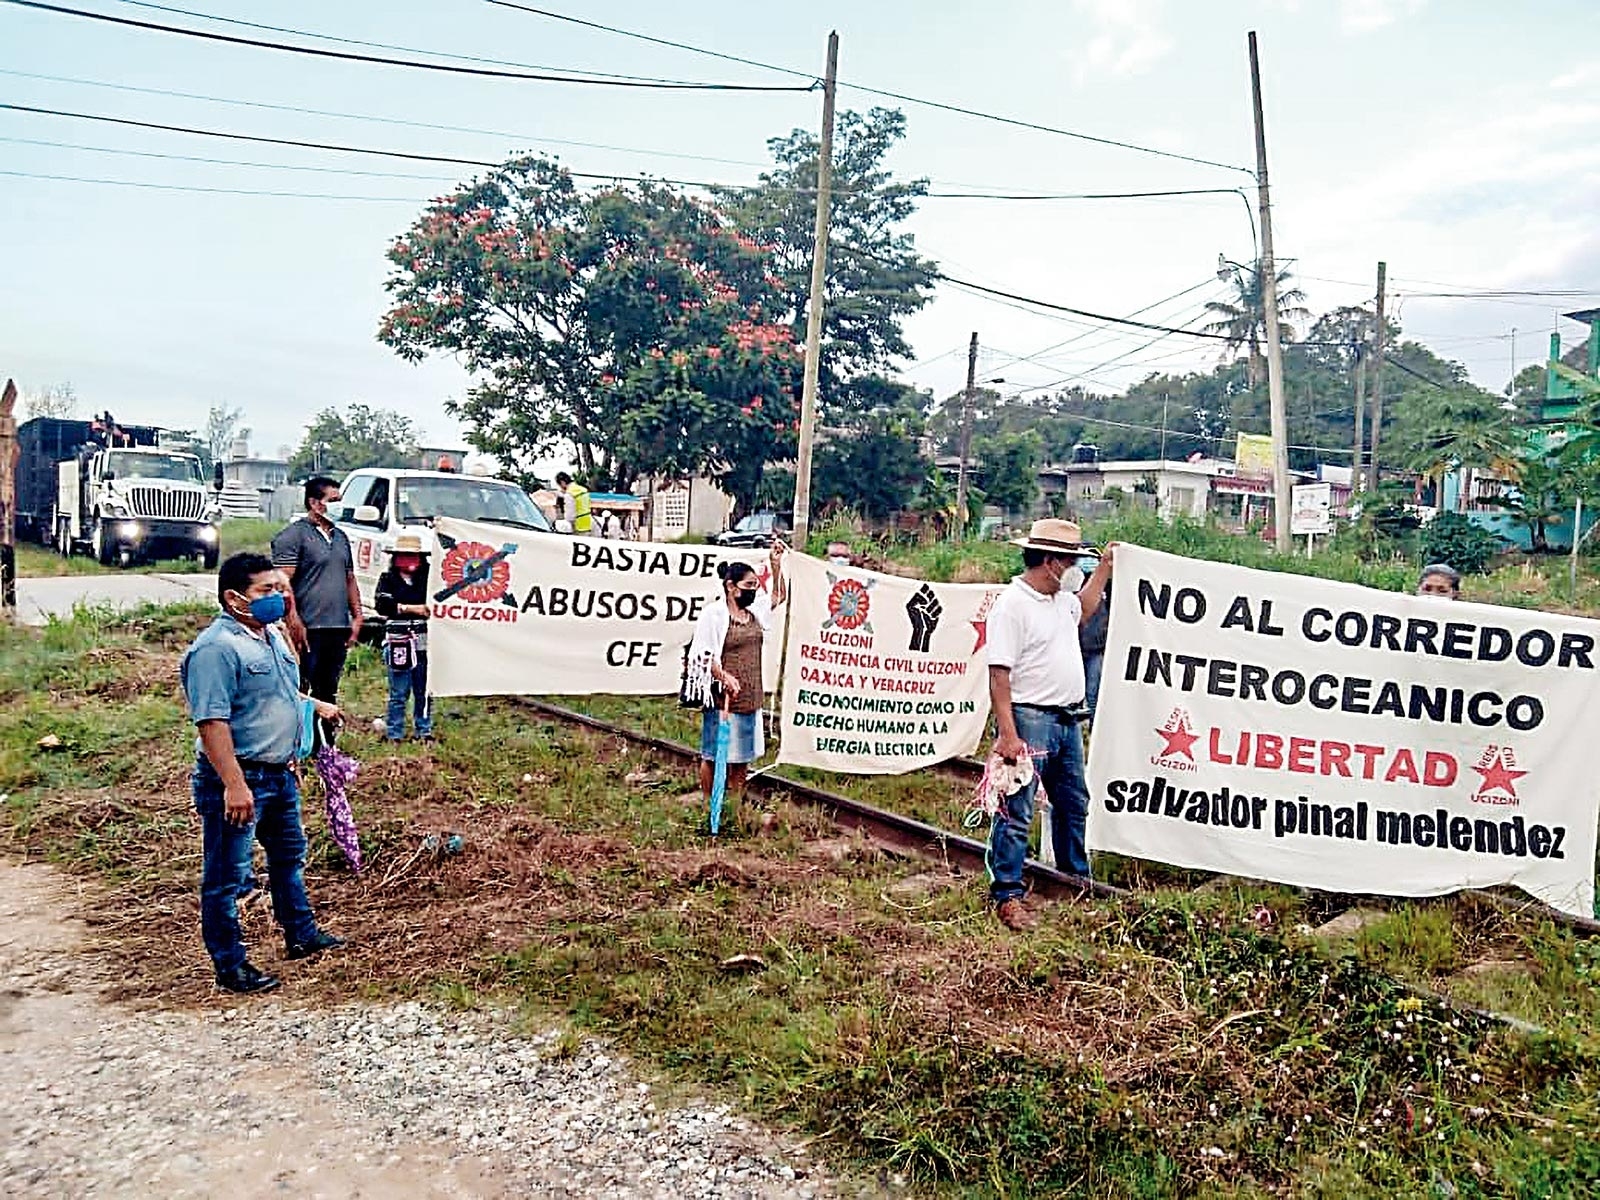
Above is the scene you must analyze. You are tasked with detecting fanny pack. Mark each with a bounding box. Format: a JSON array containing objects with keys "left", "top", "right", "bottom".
[{"left": 384, "top": 629, "right": 419, "bottom": 671}]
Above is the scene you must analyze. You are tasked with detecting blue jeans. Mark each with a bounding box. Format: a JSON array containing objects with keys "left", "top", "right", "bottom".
[
  {"left": 1083, "top": 652, "right": 1105, "bottom": 718},
  {"left": 193, "top": 757, "right": 320, "bottom": 973},
  {"left": 989, "top": 704, "right": 1091, "bottom": 901},
  {"left": 386, "top": 649, "right": 432, "bottom": 740}
]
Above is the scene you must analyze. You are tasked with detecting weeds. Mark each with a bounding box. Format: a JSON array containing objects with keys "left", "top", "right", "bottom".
[{"left": 2, "top": 605, "right": 1598, "bottom": 1198}]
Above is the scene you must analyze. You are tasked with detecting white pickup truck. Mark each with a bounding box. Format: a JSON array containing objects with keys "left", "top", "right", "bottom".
[{"left": 331, "top": 468, "right": 553, "bottom": 619}]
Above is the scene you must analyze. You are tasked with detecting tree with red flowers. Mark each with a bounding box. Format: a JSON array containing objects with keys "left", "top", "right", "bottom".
[{"left": 378, "top": 156, "right": 800, "bottom": 507}]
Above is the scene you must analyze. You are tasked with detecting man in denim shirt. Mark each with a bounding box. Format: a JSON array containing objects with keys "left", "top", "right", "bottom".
[
  {"left": 984, "top": 520, "right": 1114, "bottom": 931},
  {"left": 181, "top": 552, "right": 345, "bottom": 994}
]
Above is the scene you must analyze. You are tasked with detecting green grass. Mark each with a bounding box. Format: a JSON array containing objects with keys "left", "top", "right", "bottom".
[
  {"left": 13, "top": 517, "right": 278, "bottom": 577},
  {"left": 3, "top": 605, "right": 1599, "bottom": 1198}
]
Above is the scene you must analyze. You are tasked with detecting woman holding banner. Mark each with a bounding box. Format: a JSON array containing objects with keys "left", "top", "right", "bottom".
[{"left": 684, "top": 540, "right": 787, "bottom": 809}]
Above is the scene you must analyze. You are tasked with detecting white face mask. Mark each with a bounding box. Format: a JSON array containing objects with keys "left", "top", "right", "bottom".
[{"left": 828, "top": 555, "right": 851, "bottom": 566}]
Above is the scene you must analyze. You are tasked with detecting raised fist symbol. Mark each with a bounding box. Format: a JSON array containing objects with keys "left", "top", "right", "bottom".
[{"left": 906, "top": 583, "right": 942, "bottom": 653}]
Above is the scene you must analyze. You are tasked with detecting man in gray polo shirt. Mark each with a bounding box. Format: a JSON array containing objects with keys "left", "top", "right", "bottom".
[{"left": 273, "top": 475, "right": 363, "bottom": 702}]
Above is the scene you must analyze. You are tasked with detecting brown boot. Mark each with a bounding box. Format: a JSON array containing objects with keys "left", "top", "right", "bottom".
[{"left": 995, "top": 898, "right": 1034, "bottom": 931}]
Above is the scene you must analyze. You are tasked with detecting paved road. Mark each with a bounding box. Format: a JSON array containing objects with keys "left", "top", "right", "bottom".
[{"left": 13, "top": 572, "right": 218, "bottom": 626}]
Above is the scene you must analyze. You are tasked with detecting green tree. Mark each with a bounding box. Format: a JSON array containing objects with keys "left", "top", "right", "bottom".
[
  {"left": 976, "top": 430, "right": 1042, "bottom": 515},
  {"left": 378, "top": 157, "right": 799, "bottom": 503},
  {"left": 1487, "top": 454, "right": 1574, "bottom": 553},
  {"left": 289, "top": 403, "right": 420, "bottom": 478},
  {"left": 1391, "top": 385, "right": 1516, "bottom": 510},
  {"left": 812, "top": 407, "right": 926, "bottom": 520},
  {"left": 713, "top": 108, "right": 937, "bottom": 414},
  {"left": 1203, "top": 261, "right": 1311, "bottom": 386}
]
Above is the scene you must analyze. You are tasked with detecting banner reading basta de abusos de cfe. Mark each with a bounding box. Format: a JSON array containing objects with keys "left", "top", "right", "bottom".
[
  {"left": 429, "top": 518, "right": 777, "bottom": 697},
  {"left": 1087, "top": 544, "right": 1600, "bottom": 918}
]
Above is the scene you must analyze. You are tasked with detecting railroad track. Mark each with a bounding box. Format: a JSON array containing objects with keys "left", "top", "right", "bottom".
[
  {"left": 518, "top": 698, "right": 1600, "bottom": 939},
  {"left": 516, "top": 699, "right": 1125, "bottom": 901}
]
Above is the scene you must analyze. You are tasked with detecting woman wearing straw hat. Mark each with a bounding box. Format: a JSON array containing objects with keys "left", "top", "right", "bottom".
[
  {"left": 984, "top": 518, "right": 1114, "bottom": 930},
  {"left": 375, "top": 533, "right": 434, "bottom": 742}
]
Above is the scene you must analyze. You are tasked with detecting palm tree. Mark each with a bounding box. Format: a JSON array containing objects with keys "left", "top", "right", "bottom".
[
  {"left": 1203, "top": 260, "right": 1311, "bottom": 386},
  {"left": 1395, "top": 387, "right": 1518, "bottom": 511}
]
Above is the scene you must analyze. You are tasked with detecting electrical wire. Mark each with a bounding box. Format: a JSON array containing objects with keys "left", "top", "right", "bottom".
[
  {"left": 2, "top": 0, "right": 817, "bottom": 91},
  {"left": 481, "top": 0, "right": 1253, "bottom": 175},
  {"left": 0, "top": 166, "right": 415, "bottom": 201},
  {"left": 0, "top": 135, "right": 460, "bottom": 180},
  {"left": 0, "top": 67, "right": 774, "bottom": 167},
  {"left": 0, "top": 104, "right": 1271, "bottom": 207},
  {"left": 106, "top": 0, "right": 733, "bottom": 86}
]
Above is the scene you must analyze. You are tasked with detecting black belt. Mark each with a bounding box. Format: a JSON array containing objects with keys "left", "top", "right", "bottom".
[
  {"left": 233, "top": 758, "right": 293, "bottom": 773},
  {"left": 1013, "top": 702, "right": 1088, "bottom": 724}
]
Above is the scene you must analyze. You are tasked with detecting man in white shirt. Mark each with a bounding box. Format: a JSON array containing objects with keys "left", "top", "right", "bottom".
[{"left": 985, "top": 518, "right": 1113, "bottom": 930}]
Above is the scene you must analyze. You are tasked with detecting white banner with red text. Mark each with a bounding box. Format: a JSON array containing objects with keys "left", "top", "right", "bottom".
[
  {"left": 1086, "top": 544, "right": 1600, "bottom": 918},
  {"left": 775, "top": 553, "right": 1005, "bottom": 775},
  {"left": 428, "top": 519, "right": 779, "bottom": 697}
]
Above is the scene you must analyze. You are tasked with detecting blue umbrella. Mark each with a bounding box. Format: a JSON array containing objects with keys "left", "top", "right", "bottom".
[{"left": 709, "top": 703, "right": 731, "bottom": 836}]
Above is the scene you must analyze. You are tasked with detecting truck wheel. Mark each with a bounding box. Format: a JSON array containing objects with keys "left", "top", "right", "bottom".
[
  {"left": 202, "top": 547, "right": 219, "bottom": 570},
  {"left": 92, "top": 520, "right": 114, "bottom": 566}
]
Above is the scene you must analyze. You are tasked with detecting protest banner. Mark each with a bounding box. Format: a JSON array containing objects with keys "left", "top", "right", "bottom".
[
  {"left": 776, "top": 554, "right": 1004, "bottom": 774},
  {"left": 1087, "top": 545, "right": 1599, "bottom": 918},
  {"left": 429, "top": 519, "right": 778, "bottom": 697}
]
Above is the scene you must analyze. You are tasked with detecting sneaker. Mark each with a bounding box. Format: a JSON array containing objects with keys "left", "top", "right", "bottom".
[
  {"left": 216, "top": 961, "right": 281, "bottom": 994},
  {"left": 995, "top": 898, "right": 1034, "bottom": 932},
  {"left": 284, "top": 930, "right": 346, "bottom": 961}
]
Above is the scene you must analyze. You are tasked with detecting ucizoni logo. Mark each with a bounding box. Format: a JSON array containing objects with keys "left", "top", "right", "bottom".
[{"left": 433, "top": 541, "right": 519, "bottom": 623}]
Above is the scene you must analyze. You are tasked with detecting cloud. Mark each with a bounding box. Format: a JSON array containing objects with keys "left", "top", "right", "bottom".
[
  {"left": 1071, "top": 0, "right": 1174, "bottom": 82},
  {"left": 1339, "top": 0, "right": 1427, "bottom": 34}
]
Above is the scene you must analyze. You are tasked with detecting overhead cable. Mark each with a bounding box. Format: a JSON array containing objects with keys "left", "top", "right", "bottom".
[
  {"left": 481, "top": 0, "right": 1253, "bottom": 175},
  {"left": 1, "top": 0, "right": 817, "bottom": 90}
]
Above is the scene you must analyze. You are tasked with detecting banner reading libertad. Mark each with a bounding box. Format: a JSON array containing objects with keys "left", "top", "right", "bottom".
[
  {"left": 1087, "top": 544, "right": 1600, "bottom": 918},
  {"left": 776, "top": 554, "right": 1004, "bottom": 774}
]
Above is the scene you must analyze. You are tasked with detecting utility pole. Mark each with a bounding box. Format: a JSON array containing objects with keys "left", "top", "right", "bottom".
[
  {"left": 1367, "top": 261, "right": 1388, "bottom": 494},
  {"left": 1160, "top": 392, "right": 1170, "bottom": 461},
  {"left": 1351, "top": 347, "right": 1366, "bottom": 492},
  {"left": 953, "top": 332, "right": 979, "bottom": 539},
  {"left": 0, "top": 378, "right": 18, "bottom": 619},
  {"left": 789, "top": 31, "right": 839, "bottom": 550},
  {"left": 1248, "top": 31, "right": 1292, "bottom": 554}
]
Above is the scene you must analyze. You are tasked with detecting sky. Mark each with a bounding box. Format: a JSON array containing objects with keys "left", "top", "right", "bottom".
[{"left": 2, "top": 0, "right": 1597, "bottom": 467}]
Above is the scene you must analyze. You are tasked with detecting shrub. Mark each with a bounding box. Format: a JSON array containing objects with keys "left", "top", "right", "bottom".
[{"left": 1420, "top": 511, "right": 1502, "bottom": 575}]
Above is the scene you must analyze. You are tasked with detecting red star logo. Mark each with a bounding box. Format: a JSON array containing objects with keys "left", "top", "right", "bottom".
[
  {"left": 1473, "top": 750, "right": 1527, "bottom": 798},
  {"left": 1155, "top": 722, "right": 1198, "bottom": 761},
  {"left": 755, "top": 564, "right": 772, "bottom": 592},
  {"left": 971, "top": 619, "right": 988, "bottom": 653}
]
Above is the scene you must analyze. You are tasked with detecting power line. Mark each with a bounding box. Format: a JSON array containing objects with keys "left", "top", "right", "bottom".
[
  {"left": 3, "top": 104, "right": 1273, "bottom": 208},
  {"left": 482, "top": 0, "right": 1254, "bottom": 175},
  {"left": 0, "top": 135, "right": 461, "bottom": 180},
  {"left": 0, "top": 69, "right": 775, "bottom": 167},
  {"left": 2, "top": 0, "right": 816, "bottom": 91},
  {"left": 0, "top": 68, "right": 775, "bottom": 167},
  {"left": 0, "top": 166, "right": 415, "bottom": 201},
  {"left": 106, "top": 0, "right": 728, "bottom": 86}
]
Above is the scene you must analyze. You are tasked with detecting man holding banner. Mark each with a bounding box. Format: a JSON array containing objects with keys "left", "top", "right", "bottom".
[{"left": 985, "top": 519, "right": 1113, "bottom": 929}]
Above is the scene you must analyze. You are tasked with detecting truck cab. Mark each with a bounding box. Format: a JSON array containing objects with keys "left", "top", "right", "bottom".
[
  {"left": 332, "top": 467, "right": 552, "bottom": 617},
  {"left": 57, "top": 444, "right": 221, "bottom": 567}
]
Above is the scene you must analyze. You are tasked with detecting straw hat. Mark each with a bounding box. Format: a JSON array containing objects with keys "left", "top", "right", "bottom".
[
  {"left": 388, "top": 532, "right": 430, "bottom": 556},
  {"left": 1009, "top": 518, "right": 1093, "bottom": 553}
]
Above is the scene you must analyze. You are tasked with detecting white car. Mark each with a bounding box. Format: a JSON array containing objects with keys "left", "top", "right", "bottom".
[{"left": 332, "top": 468, "right": 553, "bottom": 619}]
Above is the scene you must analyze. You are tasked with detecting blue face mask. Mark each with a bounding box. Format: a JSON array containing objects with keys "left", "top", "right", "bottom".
[{"left": 238, "top": 592, "right": 287, "bottom": 625}]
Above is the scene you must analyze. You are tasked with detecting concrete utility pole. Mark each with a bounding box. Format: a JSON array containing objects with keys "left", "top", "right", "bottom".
[
  {"left": 1367, "top": 261, "right": 1388, "bottom": 494},
  {"left": 790, "top": 31, "right": 839, "bottom": 549},
  {"left": 0, "top": 378, "right": 18, "bottom": 618},
  {"left": 1248, "top": 31, "right": 1292, "bottom": 554},
  {"left": 953, "top": 332, "right": 979, "bottom": 538}
]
